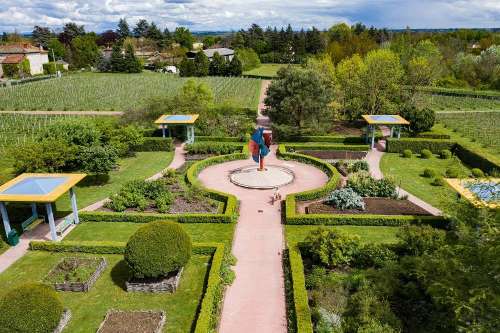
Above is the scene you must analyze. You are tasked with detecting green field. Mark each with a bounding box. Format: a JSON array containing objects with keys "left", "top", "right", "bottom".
[
  {"left": 436, "top": 111, "right": 500, "bottom": 155},
  {"left": 243, "top": 64, "right": 298, "bottom": 78},
  {"left": 286, "top": 225, "right": 400, "bottom": 245},
  {"left": 418, "top": 93, "right": 500, "bottom": 111},
  {"left": 0, "top": 72, "right": 262, "bottom": 111}
]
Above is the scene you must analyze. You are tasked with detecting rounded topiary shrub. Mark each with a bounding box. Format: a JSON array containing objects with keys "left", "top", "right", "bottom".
[
  {"left": 445, "top": 167, "right": 460, "bottom": 178},
  {"left": 402, "top": 149, "right": 412, "bottom": 158},
  {"left": 432, "top": 177, "right": 445, "bottom": 186},
  {"left": 471, "top": 168, "right": 485, "bottom": 178},
  {"left": 422, "top": 168, "right": 436, "bottom": 178},
  {"left": 440, "top": 149, "right": 452, "bottom": 159},
  {"left": 0, "top": 283, "right": 64, "bottom": 333},
  {"left": 125, "top": 221, "right": 192, "bottom": 278},
  {"left": 420, "top": 149, "right": 432, "bottom": 159}
]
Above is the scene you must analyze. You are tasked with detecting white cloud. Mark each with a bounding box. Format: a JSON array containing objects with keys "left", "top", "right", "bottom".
[{"left": 0, "top": 0, "right": 498, "bottom": 33}]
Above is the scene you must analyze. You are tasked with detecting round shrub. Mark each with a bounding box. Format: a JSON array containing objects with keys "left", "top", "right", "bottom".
[
  {"left": 420, "top": 149, "right": 432, "bottom": 159},
  {"left": 0, "top": 283, "right": 64, "bottom": 333},
  {"left": 402, "top": 149, "right": 412, "bottom": 158},
  {"left": 125, "top": 221, "right": 192, "bottom": 278},
  {"left": 431, "top": 177, "right": 445, "bottom": 186},
  {"left": 439, "top": 149, "right": 452, "bottom": 159},
  {"left": 399, "top": 104, "right": 436, "bottom": 133},
  {"left": 422, "top": 168, "right": 436, "bottom": 178},
  {"left": 471, "top": 168, "right": 485, "bottom": 178},
  {"left": 445, "top": 167, "right": 460, "bottom": 178}
]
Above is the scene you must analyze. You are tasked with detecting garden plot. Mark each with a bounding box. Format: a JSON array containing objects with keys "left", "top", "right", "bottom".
[{"left": 417, "top": 93, "right": 500, "bottom": 111}]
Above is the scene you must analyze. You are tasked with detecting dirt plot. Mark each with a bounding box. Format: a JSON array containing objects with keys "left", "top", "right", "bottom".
[
  {"left": 298, "top": 150, "right": 367, "bottom": 160},
  {"left": 306, "top": 197, "right": 432, "bottom": 215},
  {"left": 330, "top": 120, "right": 366, "bottom": 136},
  {"left": 97, "top": 311, "right": 165, "bottom": 333}
]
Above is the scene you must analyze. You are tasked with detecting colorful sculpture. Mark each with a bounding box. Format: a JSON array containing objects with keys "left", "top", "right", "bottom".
[{"left": 249, "top": 127, "right": 271, "bottom": 171}]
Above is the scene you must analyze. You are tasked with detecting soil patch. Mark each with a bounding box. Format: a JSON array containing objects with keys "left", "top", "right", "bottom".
[
  {"left": 298, "top": 150, "right": 367, "bottom": 160},
  {"left": 329, "top": 120, "right": 366, "bottom": 136},
  {"left": 97, "top": 310, "right": 165, "bottom": 333},
  {"left": 306, "top": 197, "right": 431, "bottom": 215}
]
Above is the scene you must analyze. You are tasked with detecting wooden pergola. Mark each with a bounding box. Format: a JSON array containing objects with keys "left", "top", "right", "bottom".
[
  {"left": 154, "top": 114, "right": 199, "bottom": 144},
  {"left": 362, "top": 115, "right": 410, "bottom": 149},
  {"left": 0, "top": 173, "right": 86, "bottom": 242}
]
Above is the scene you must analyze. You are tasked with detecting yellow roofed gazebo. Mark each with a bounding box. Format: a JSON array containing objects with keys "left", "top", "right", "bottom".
[
  {"left": 154, "top": 114, "right": 199, "bottom": 144},
  {"left": 362, "top": 115, "right": 410, "bottom": 149}
]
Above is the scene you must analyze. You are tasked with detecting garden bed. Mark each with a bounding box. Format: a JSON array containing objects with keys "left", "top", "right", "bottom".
[
  {"left": 298, "top": 150, "right": 367, "bottom": 160},
  {"left": 44, "top": 257, "right": 107, "bottom": 292},
  {"left": 329, "top": 120, "right": 366, "bottom": 136},
  {"left": 96, "top": 310, "right": 166, "bottom": 333},
  {"left": 305, "top": 198, "right": 432, "bottom": 215},
  {"left": 126, "top": 268, "right": 183, "bottom": 293}
]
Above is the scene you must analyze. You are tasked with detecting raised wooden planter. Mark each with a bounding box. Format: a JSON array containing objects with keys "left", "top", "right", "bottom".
[
  {"left": 126, "top": 268, "right": 183, "bottom": 293},
  {"left": 47, "top": 257, "right": 107, "bottom": 292},
  {"left": 96, "top": 310, "right": 166, "bottom": 333},
  {"left": 54, "top": 309, "right": 71, "bottom": 333}
]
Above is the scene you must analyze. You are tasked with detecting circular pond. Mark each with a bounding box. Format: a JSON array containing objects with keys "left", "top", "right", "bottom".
[{"left": 229, "top": 165, "right": 295, "bottom": 189}]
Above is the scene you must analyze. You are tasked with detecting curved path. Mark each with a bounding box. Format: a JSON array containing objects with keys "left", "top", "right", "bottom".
[{"left": 199, "top": 146, "right": 328, "bottom": 333}]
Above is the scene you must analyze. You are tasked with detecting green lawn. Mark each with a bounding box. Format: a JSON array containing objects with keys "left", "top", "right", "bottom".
[
  {"left": 0, "top": 251, "right": 209, "bottom": 333},
  {"left": 286, "top": 225, "right": 400, "bottom": 245},
  {"left": 380, "top": 152, "right": 470, "bottom": 212},
  {"left": 0, "top": 72, "right": 262, "bottom": 111},
  {"left": 243, "top": 64, "right": 299, "bottom": 78},
  {"left": 55, "top": 151, "right": 173, "bottom": 213},
  {"left": 66, "top": 222, "right": 235, "bottom": 246}
]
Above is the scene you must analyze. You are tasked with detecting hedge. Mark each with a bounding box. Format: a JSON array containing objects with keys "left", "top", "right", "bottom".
[
  {"left": 417, "top": 86, "right": 500, "bottom": 100},
  {"left": 455, "top": 143, "right": 500, "bottom": 174},
  {"left": 133, "top": 137, "right": 173, "bottom": 152},
  {"left": 284, "top": 143, "right": 370, "bottom": 152},
  {"left": 197, "top": 136, "right": 243, "bottom": 142},
  {"left": 30, "top": 240, "right": 226, "bottom": 332},
  {"left": 80, "top": 148, "right": 248, "bottom": 224},
  {"left": 288, "top": 243, "right": 313, "bottom": 333},
  {"left": 283, "top": 136, "right": 365, "bottom": 144},
  {"left": 186, "top": 142, "right": 245, "bottom": 155},
  {"left": 286, "top": 213, "right": 447, "bottom": 227},
  {"left": 386, "top": 138, "right": 456, "bottom": 154}
]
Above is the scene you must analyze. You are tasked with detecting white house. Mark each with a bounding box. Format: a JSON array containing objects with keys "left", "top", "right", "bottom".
[
  {"left": 0, "top": 43, "right": 49, "bottom": 76},
  {"left": 186, "top": 48, "right": 235, "bottom": 62}
]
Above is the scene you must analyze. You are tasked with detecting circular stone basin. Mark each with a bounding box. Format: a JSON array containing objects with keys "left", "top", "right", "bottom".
[{"left": 229, "top": 165, "right": 295, "bottom": 189}]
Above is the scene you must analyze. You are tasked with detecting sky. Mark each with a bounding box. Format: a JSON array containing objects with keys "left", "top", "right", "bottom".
[{"left": 0, "top": 0, "right": 499, "bottom": 33}]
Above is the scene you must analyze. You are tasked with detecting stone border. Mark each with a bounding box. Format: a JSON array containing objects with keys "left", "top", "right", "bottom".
[
  {"left": 47, "top": 257, "right": 107, "bottom": 292},
  {"left": 229, "top": 164, "right": 295, "bottom": 189},
  {"left": 96, "top": 310, "right": 166, "bottom": 333},
  {"left": 126, "top": 267, "right": 183, "bottom": 293},
  {"left": 53, "top": 309, "right": 72, "bottom": 333}
]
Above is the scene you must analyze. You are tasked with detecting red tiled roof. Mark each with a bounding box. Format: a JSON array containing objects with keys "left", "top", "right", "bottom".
[
  {"left": 0, "top": 43, "right": 47, "bottom": 54},
  {"left": 0, "top": 54, "right": 25, "bottom": 64}
]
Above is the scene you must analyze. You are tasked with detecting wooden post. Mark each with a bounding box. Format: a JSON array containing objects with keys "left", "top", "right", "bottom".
[
  {"left": 45, "top": 203, "right": 57, "bottom": 241},
  {"left": 69, "top": 187, "right": 80, "bottom": 224},
  {"left": 0, "top": 202, "right": 11, "bottom": 237}
]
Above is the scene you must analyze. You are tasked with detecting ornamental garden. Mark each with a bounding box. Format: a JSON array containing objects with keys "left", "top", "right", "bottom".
[{"left": 0, "top": 26, "right": 499, "bottom": 333}]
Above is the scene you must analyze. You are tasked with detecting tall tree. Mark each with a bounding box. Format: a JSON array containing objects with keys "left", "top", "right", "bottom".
[
  {"left": 133, "top": 19, "right": 149, "bottom": 38},
  {"left": 123, "top": 44, "right": 142, "bottom": 73},
  {"left": 146, "top": 22, "right": 163, "bottom": 44},
  {"left": 174, "top": 27, "right": 193, "bottom": 49},
  {"left": 179, "top": 57, "right": 196, "bottom": 77},
  {"left": 47, "top": 38, "right": 65, "bottom": 61},
  {"left": 306, "top": 27, "right": 324, "bottom": 54},
  {"left": 110, "top": 44, "right": 125, "bottom": 72},
  {"left": 32, "top": 26, "right": 53, "bottom": 48},
  {"left": 194, "top": 51, "right": 209, "bottom": 77},
  {"left": 209, "top": 52, "right": 226, "bottom": 76},
  {"left": 59, "top": 22, "right": 85, "bottom": 45},
  {"left": 227, "top": 55, "right": 243, "bottom": 76},
  {"left": 117, "top": 18, "right": 130, "bottom": 40},
  {"left": 70, "top": 35, "right": 99, "bottom": 68}
]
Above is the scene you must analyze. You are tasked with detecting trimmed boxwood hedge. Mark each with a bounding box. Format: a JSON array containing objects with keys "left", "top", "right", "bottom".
[
  {"left": 125, "top": 221, "right": 192, "bottom": 278},
  {"left": 0, "top": 283, "right": 64, "bottom": 333},
  {"left": 284, "top": 136, "right": 365, "bottom": 144},
  {"left": 455, "top": 143, "right": 500, "bottom": 174},
  {"left": 30, "top": 240, "right": 225, "bottom": 333},
  {"left": 134, "top": 137, "right": 173, "bottom": 152},
  {"left": 197, "top": 136, "right": 243, "bottom": 142},
  {"left": 386, "top": 138, "right": 456, "bottom": 154},
  {"left": 288, "top": 243, "right": 313, "bottom": 333},
  {"left": 284, "top": 143, "right": 370, "bottom": 152}
]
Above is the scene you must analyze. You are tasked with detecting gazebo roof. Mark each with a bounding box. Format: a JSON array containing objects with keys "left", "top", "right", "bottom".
[
  {"left": 362, "top": 115, "right": 409, "bottom": 125},
  {"left": 0, "top": 173, "right": 86, "bottom": 203},
  {"left": 154, "top": 114, "right": 199, "bottom": 125}
]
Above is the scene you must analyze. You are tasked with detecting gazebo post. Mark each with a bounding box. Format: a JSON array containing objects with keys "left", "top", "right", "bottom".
[
  {"left": 69, "top": 188, "right": 80, "bottom": 224},
  {"left": 390, "top": 127, "right": 394, "bottom": 137},
  {"left": 0, "top": 202, "right": 11, "bottom": 237},
  {"left": 397, "top": 126, "right": 401, "bottom": 139},
  {"left": 45, "top": 203, "right": 57, "bottom": 241},
  {"left": 162, "top": 124, "right": 166, "bottom": 138},
  {"left": 31, "top": 203, "right": 38, "bottom": 218},
  {"left": 371, "top": 125, "right": 375, "bottom": 149}
]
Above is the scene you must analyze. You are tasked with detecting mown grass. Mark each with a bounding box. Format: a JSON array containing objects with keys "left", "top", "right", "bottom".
[
  {"left": 0, "top": 251, "right": 210, "bottom": 333},
  {"left": 380, "top": 152, "right": 470, "bottom": 212},
  {"left": 285, "top": 225, "right": 400, "bottom": 245},
  {"left": 243, "top": 63, "right": 299, "bottom": 78}
]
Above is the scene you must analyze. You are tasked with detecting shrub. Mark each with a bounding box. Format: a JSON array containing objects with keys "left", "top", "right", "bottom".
[
  {"left": 445, "top": 167, "right": 460, "bottom": 178},
  {"left": 304, "top": 228, "right": 361, "bottom": 268},
  {"left": 402, "top": 149, "right": 412, "bottom": 158},
  {"left": 396, "top": 225, "right": 446, "bottom": 256},
  {"left": 386, "top": 138, "right": 456, "bottom": 154},
  {"left": 125, "top": 221, "right": 192, "bottom": 278},
  {"left": 399, "top": 104, "right": 435, "bottom": 133},
  {"left": 422, "top": 168, "right": 436, "bottom": 178},
  {"left": 347, "top": 172, "right": 397, "bottom": 198},
  {"left": 440, "top": 149, "right": 452, "bottom": 159},
  {"left": 79, "top": 145, "right": 118, "bottom": 175},
  {"left": 0, "top": 283, "right": 64, "bottom": 333},
  {"left": 420, "top": 149, "right": 432, "bottom": 159},
  {"left": 431, "top": 177, "right": 445, "bottom": 186},
  {"left": 471, "top": 168, "right": 485, "bottom": 178},
  {"left": 155, "top": 192, "right": 174, "bottom": 213},
  {"left": 354, "top": 243, "right": 397, "bottom": 268},
  {"left": 11, "top": 138, "right": 76, "bottom": 173},
  {"left": 325, "top": 188, "right": 365, "bottom": 210},
  {"left": 186, "top": 142, "right": 243, "bottom": 155}
]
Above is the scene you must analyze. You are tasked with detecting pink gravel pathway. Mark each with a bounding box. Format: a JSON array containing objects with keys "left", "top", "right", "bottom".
[{"left": 198, "top": 146, "right": 328, "bottom": 333}]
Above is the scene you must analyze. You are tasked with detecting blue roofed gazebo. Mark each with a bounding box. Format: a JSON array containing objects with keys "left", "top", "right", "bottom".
[
  {"left": 0, "top": 173, "right": 86, "bottom": 242},
  {"left": 362, "top": 115, "right": 410, "bottom": 149}
]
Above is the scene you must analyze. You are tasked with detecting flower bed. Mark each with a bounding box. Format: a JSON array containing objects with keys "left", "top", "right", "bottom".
[
  {"left": 44, "top": 257, "right": 107, "bottom": 292},
  {"left": 298, "top": 150, "right": 367, "bottom": 161},
  {"left": 96, "top": 310, "right": 166, "bottom": 333},
  {"left": 306, "top": 198, "right": 432, "bottom": 215}
]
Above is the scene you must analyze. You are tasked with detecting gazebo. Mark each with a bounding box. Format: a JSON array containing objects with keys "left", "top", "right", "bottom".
[
  {"left": 362, "top": 115, "right": 410, "bottom": 149},
  {"left": 154, "top": 114, "right": 199, "bottom": 144},
  {"left": 0, "top": 173, "right": 86, "bottom": 242}
]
